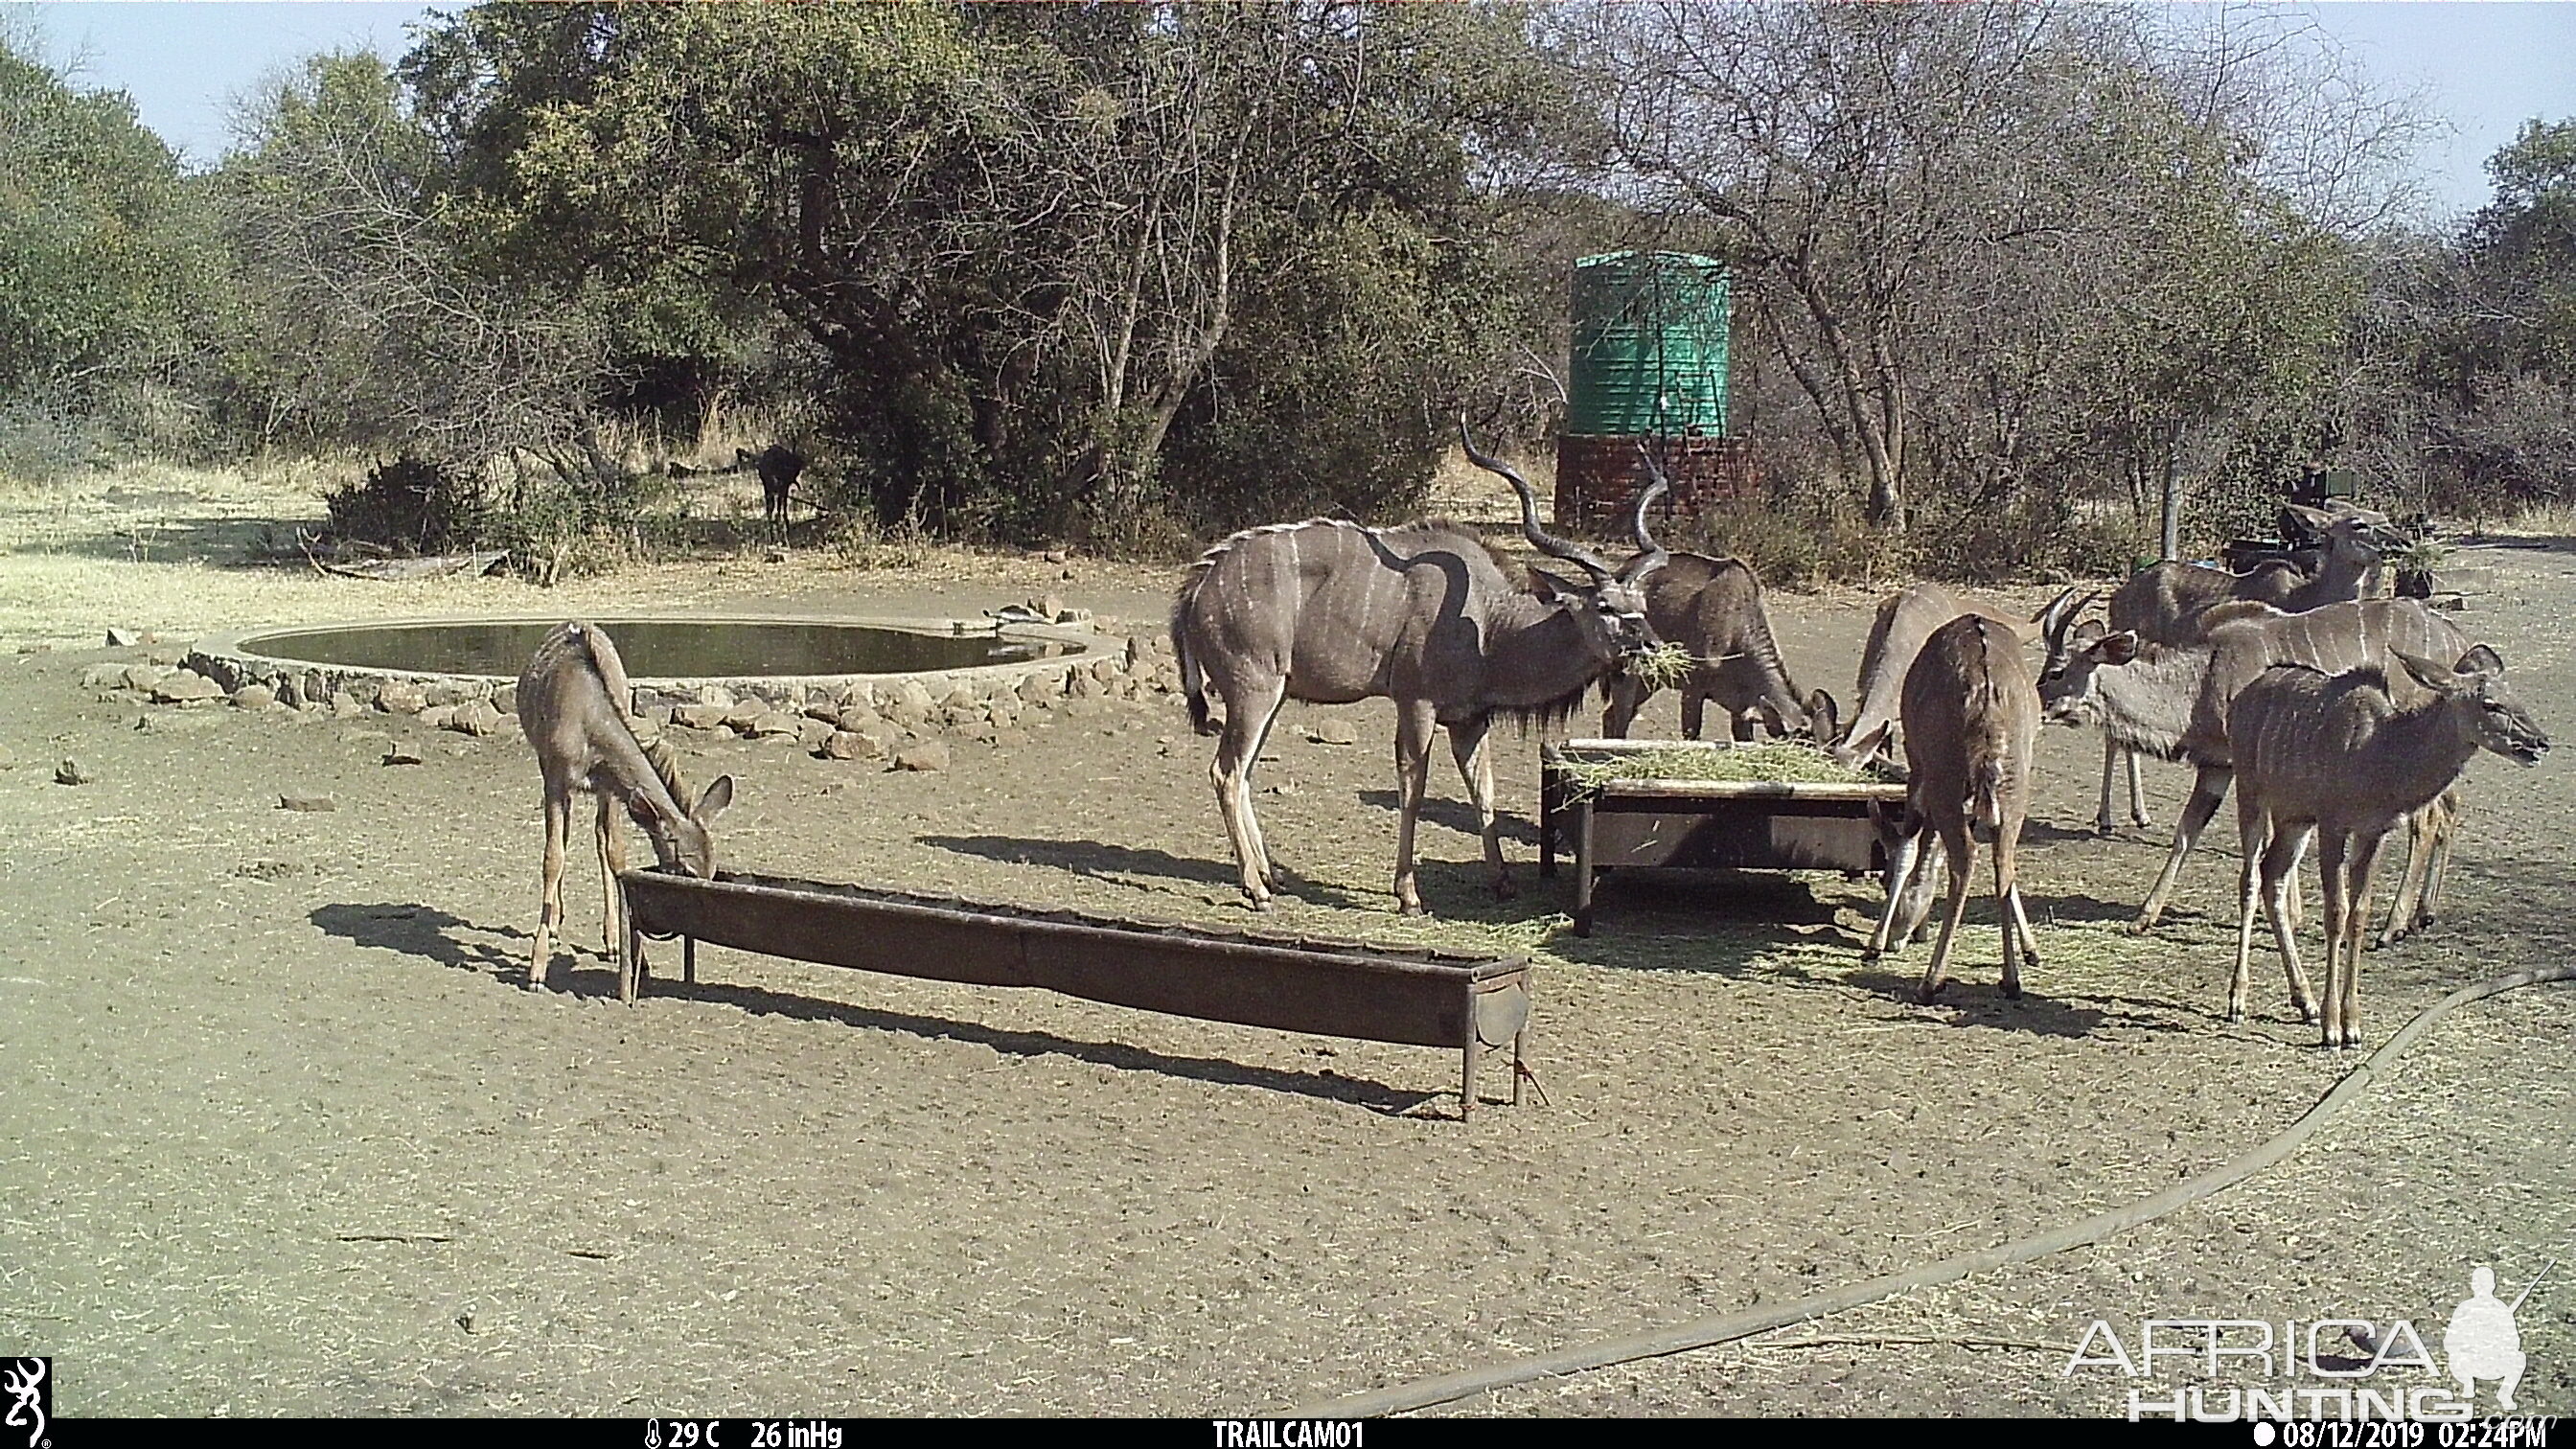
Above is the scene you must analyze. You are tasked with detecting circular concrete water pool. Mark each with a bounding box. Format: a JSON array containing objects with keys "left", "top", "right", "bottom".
[{"left": 186, "top": 614, "right": 1097, "bottom": 716}]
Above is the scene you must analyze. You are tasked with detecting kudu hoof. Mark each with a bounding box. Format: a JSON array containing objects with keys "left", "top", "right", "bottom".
[
  {"left": 1398, "top": 901, "right": 1430, "bottom": 918},
  {"left": 1240, "top": 892, "right": 1275, "bottom": 913}
]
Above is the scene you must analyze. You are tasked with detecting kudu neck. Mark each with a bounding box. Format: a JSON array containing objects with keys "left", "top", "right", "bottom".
[{"left": 1485, "top": 590, "right": 1622, "bottom": 709}]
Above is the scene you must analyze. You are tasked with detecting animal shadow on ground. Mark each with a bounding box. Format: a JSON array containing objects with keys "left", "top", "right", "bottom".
[
  {"left": 1354, "top": 788, "right": 1542, "bottom": 846},
  {"left": 637, "top": 972, "right": 1445, "bottom": 1118},
  {"left": 1539, "top": 870, "right": 1839, "bottom": 978},
  {"left": 307, "top": 901, "right": 614, "bottom": 993},
  {"left": 919, "top": 834, "right": 1379, "bottom": 912},
  {"left": 1835, "top": 965, "right": 2114, "bottom": 1038}
]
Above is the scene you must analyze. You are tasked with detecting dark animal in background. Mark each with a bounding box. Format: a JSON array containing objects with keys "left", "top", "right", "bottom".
[
  {"left": 1170, "top": 423, "right": 1668, "bottom": 916},
  {"left": 737, "top": 445, "right": 804, "bottom": 532}
]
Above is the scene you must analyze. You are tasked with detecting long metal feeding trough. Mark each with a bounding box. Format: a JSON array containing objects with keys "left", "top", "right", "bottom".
[
  {"left": 616, "top": 869, "right": 1534, "bottom": 1116},
  {"left": 1539, "top": 738, "right": 1908, "bottom": 936}
]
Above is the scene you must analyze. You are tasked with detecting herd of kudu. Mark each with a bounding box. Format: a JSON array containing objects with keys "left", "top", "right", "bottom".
[{"left": 518, "top": 425, "right": 2546, "bottom": 1052}]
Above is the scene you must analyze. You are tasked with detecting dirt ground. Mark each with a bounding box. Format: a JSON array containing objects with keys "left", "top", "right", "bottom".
[{"left": 1, "top": 467, "right": 2570, "bottom": 1418}]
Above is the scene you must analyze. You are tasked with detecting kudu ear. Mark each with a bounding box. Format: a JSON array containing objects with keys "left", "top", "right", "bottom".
[
  {"left": 1805, "top": 689, "right": 1840, "bottom": 744},
  {"left": 696, "top": 773, "right": 736, "bottom": 823},
  {"left": 1526, "top": 568, "right": 1576, "bottom": 602},
  {"left": 2457, "top": 644, "right": 2506, "bottom": 677},
  {"left": 2096, "top": 630, "right": 2140, "bottom": 666},
  {"left": 2393, "top": 650, "right": 2466, "bottom": 693}
]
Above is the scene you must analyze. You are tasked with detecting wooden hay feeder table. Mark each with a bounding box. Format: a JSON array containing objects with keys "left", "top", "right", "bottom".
[
  {"left": 616, "top": 870, "right": 1534, "bottom": 1117},
  {"left": 1540, "top": 739, "right": 1907, "bottom": 936}
]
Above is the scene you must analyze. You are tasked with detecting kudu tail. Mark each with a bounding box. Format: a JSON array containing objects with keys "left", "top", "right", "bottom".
[
  {"left": 1966, "top": 684, "right": 2012, "bottom": 839},
  {"left": 1171, "top": 580, "right": 1219, "bottom": 737}
]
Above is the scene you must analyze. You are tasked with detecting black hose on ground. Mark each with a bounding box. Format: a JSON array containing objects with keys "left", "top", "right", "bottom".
[{"left": 1292, "top": 964, "right": 2576, "bottom": 1418}]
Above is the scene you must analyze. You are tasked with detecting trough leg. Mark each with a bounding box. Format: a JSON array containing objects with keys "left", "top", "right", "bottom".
[
  {"left": 1573, "top": 803, "right": 1598, "bottom": 936},
  {"left": 621, "top": 914, "right": 645, "bottom": 1004},
  {"left": 1460, "top": 1037, "right": 1478, "bottom": 1120},
  {"left": 1511, "top": 1025, "right": 1529, "bottom": 1108},
  {"left": 1539, "top": 766, "right": 1559, "bottom": 880},
  {"left": 684, "top": 934, "right": 697, "bottom": 986}
]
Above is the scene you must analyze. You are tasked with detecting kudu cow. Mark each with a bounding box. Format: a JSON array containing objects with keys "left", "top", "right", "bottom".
[
  {"left": 1863, "top": 614, "right": 2044, "bottom": 1003},
  {"left": 2035, "top": 596, "right": 2473, "bottom": 949},
  {"left": 2230, "top": 650, "right": 2545, "bottom": 1046},
  {"left": 519, "top": 621, "right": 735, "bottom": 988},
  {"left": 1832, "top": 583, "right": 2022, "bottom": 770},
  {"left": 1172, "top": 425, "right": 1668, "bottom": 915},
  {"left": 1599, "top": 552, "right": 1831, "bottom": 742},
  {"left": 2078, "top": 504, "right": 2402, "bottom": 832}
]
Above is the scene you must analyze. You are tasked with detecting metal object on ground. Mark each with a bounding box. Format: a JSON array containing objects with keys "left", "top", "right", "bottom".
[
  {"left": 1539, "top": 739, "right": 1907, "bottom": 936},
  {"left": 617, "top": 869, "right": 1532, "bottom": 1116}
]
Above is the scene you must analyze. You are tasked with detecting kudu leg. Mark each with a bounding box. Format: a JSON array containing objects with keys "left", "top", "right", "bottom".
[
  {"left": 1447, "top": 716, "right": 1513, "bottom": 901},
  {"left": 596, "top": 794, "right": 628, "bottom": 957},
  {"left": 2124, "top": 747, "right": 2150, "bottom": 828},
  {"left": 1601, "top": 677, "right": 1644, "bottom": 739},
  {"left": 2096, "top": 736, "right": 2121, "bottom": 836},
  {"left": 2334, "top": 831, "right": 2388, "bottom": 1049},
  {"left": 1211, "top": 678, "right": 1287, "bottom": 909},
  {"left": 1392, "top": 702, "right": 1438, "bottom": 916},
  {"left": 1865, "top": 822, "right": 1929, "bottom": 960},
  {"left": 533, "top": 789, "right": 573, "bottom": 988},
  {"left": 1919, "top": 826, "right": 1976, "bottom": 1004},
  {"left": 2317, "top": 834, "right": 2355, "bottom": 1048},
  {"left": 1992, "top": 823, "right": 2035, "bottom": 999},
  {"left": 2136, "top": 766, "right": 2232, "bottom": 931}
]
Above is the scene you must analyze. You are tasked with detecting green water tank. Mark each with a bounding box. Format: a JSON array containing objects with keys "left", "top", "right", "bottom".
[{"left": 1567, "top": 251, "right": 1731, "bottom": 438}]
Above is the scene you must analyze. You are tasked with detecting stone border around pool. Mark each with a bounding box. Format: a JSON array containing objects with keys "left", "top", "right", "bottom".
[{"left": 184, "top": 613, "right": 1108, "bottom": 720}]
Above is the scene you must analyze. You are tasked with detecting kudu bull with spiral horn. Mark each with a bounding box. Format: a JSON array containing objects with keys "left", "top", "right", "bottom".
[{"left": 1172, "top": 423, "right": 1669, "bottom": 915}]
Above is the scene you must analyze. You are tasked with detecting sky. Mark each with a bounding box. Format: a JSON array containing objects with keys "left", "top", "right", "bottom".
[{"left": 15, "top": 1, "right": 2576, "bottom": 224}]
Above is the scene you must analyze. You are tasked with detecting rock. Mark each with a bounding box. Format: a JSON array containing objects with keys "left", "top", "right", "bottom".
[
  {"left": 150, "top": 671, "right": 223, "bottom": 704},
  {"left": 673, "top": 702, "right": 731, "bottom": 730},
  {"left": 885, "top": 698, "right": 930, "bottom": 729},
  {"left": 820, "top": 729, "right": 883, "bottom": 761},
  {"left": 1016, "top": 673, "right": 1058, "bottom": 707},
  {"left": 376, "top": 684, "right": 427, "bottom": 715},
  {"left": 838, "top": 682, "right": 879, "bottom": 710},
  {"left": 1090, "top": 657, "right": 1123, "bottom": 685},
  {"left": 114, "top": 663, "right": 161, "bottom": 692},
  {"left": 330, "top": 691, "right": 365, "bottom": 719},
  {"left": 419, "top": 705, "right": 458, "bottom": 731},
  {"left": 857, "top": 720, "right": 905, "bottom": 756},
  {"left": 796, "top": 718, "right": 835, "bottom": 751},
  {"left": 695, "top": 684, "right": 737, "bottom": 709},
  {"left": 896, "top": 678, "right": 938, "bottom": 715},
  {"left": 956, "top": 722, "right": 999, "bottom": 744},
  {"left": 493, "top": 684, "right": 518, "bottom": 716},
  {"left": 300, "top": 673, "right": 327, "bottom": 705},
  {"left": 1057, "top": 605, "right": 1091, "bottom": 624},
  {"left": 1044, "top": 549, "right": 1069, "bottom": 564},
  {"left": 1067, "top": 670, "right": 1101, "bottom": 700},
  {"left": 232, "top": 684, "right": 277, "bottom": 710},
  {"left": 383, "top": 746, "right": 426, "bottom": 766},
  {"left": 275, "top": 677, "right": 303, "bottom": 708},
  {"left": 54, "top": 758, "right": 95, "bottom": 786},
  {"left": 836, "top": 702, "right": 882, "bottom": 733},
  {"left": 992, "top": 727, "right": 1031, "bottom": 750},
  {"left": 422, "top": 682, "right": 468, "bottom": 709},
  {"left": 893, "top": 740, "right": 952, "bottom": 772},
  {"left": 1125, "top": 636, "right": 1147, "bottom": 668},
  {"left": 105, "top": 627, "right": 142, "bottom": 648},
  {"left": 940, "top": 703, "right": 982, "bottom": 728},
  {"left": 1267, "top": 781, "right": 1300, "bottom": 796},
  {"left": 456, "top": 701, "right": 508, "bottom": 736},
  {"left": 985, "top": 697, "right": 1022, "bottom": 728},
  {"left": 1307, "top": 718, "right": 1358, "bottom": 746},
  {"left": 1036, "top": 593, "right": 1068, "bottom": 622},
  {"left": 803, "top": 701, "right": 843, "bottom": 724},
  {"left": 279, "top": 794, "right": 337, "bottom": 812},
  {"left": 81, "top": 664, "right": 126, "bottom": 690},
  {"left": 724, "top": 700, "right": 768, "bottom": 729},
  {"left": 747, "top": 711, "right": 799, "bottom": 739}
]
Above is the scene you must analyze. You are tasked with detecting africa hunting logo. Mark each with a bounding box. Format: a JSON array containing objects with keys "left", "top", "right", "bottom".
[
  {"left": 2, "top": 1358, "right": 47, "bottom": 1449},
  {"left": 2065, "top": 1264, "right": 2549, "bottom": 1421}
]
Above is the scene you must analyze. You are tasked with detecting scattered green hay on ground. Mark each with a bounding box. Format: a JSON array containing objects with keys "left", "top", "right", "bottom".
[
  {"left": 1621, "top": 642, "right": 1699, "bottom": 692},
  {"left": 1554, "top": 741, "right": 1880, "bottom": 798}
]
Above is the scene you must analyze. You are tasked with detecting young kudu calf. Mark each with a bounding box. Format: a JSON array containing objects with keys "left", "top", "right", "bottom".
[
  {"left": 1864, "top": 614, "right": 2044, "bottom": 1004},
  {"left": 2230, "top": 650, "right": 2545, "bottom": 1046},
  {"left": 1172, "top": 425, "right": 1667, "bottom": 915},
  {"left": 518, "top": 622, "right": 735, "bottom": 988},
  {"left": 736, "top": 445, "right": 804, "bottom": 534},
  {"left": 1599, "top": 552, "right": 1831, "bottom": 742},
  {"left": 1830, "top": 583, "right": 2021, "bottom": 770}
]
